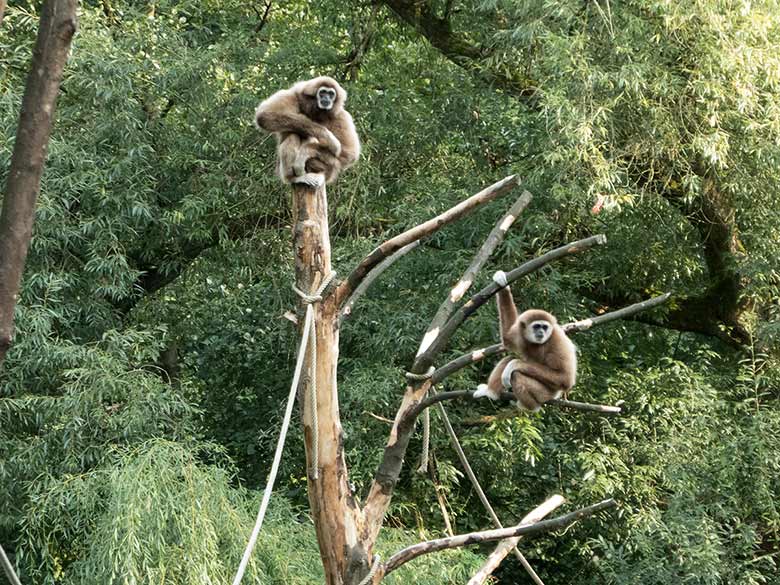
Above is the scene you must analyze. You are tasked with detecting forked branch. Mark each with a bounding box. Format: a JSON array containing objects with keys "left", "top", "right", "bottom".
[
  {"left": 335, "top": 175, "right": 521, "bottom": 305},
  {"left": 340, "top": 240, "right": 420, "bottom": 320},
  {"left": 467, "top": 495, "right": 566, "bottom": 585},
  {"left": 412, "top": 234, "right": 607, "bottom": 373},
  {"left": 432, "top": 292, "right": 673, "bottom": 383},
  {"left": 383, "top": 499, "right": 617, "bottom": 574}
]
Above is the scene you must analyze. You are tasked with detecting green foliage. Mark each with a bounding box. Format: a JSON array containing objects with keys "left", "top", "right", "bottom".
[{"left": 2, "top": 0, "right": 780, "bottom": 583}]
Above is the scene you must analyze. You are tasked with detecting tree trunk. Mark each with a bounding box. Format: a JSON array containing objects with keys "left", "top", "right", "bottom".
[
  {"left": 0, "top": 0, "right": 7, "bottom": 26},
  {"left": 0, "top": 0, "right": 77, "bottom": 367},
  {"left": 291, "top": 182, "right": 371, "bottom": 585}
]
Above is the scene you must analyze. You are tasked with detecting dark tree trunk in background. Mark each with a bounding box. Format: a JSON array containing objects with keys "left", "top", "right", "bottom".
[{"left": 0, "top": 0, "right": 77, "bottom": 367}]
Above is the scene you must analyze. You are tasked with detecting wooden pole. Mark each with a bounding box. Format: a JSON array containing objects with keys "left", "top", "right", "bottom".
[{"left": 291, "top": 182, "right": 370, "bottom": 585}]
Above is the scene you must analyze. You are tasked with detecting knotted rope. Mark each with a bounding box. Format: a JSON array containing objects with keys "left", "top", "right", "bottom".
[
  {"left": 232, "top": 271, "right": 335, "bottom": 585},
  {"left": 406, "top": 366, "right": 435, "bottom": 474},
  {"left": 357, "top": 554, "right": 382, "bottom": 585},
  {"left": 292, "top": 271, "right": 336, "bottom": 480}
]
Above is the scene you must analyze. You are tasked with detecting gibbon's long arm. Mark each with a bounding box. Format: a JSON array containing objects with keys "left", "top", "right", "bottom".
[
  {"left": 255, "top": 92, "right": 340, "bottom": 154},
  {"left": 335, "top": 111, "right": 360, "bottom": 167},
  {"left": 496, "top": 286, "right": 520, "bottom": 351}
]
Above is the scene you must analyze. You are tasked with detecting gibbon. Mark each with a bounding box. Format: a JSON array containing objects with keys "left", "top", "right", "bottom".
[
  {"left": 254, "top": 76, "right": 361, "bottom": 187},
  {"left": 473, "top": 271, "right": 577, "bottom": 411}
]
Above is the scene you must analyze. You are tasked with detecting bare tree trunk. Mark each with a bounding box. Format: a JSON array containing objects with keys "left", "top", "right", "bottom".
[
  {"left": 0, "top": 0, "right": 7, "bottom": 26},
  {"left": 291, "top": 182, "right": 369, "bottom": 585},
  {"left": 0, "top": 0, "right": 77, "bottom": 367}
]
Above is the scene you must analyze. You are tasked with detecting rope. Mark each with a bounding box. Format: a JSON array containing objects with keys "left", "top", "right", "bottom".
[
  {"left": 293, "top": 271, "right": 336, "bottom": 481},
  {"left": 417, "top": 405, "right": 431, "bottom": 473},
  {"left": 404, "top": 366, "right": 435, "bottom": 381},
  {"left": 357, "top": 554, "right": 382, "bottom": 585},
  {"left": 435, "top": 400, "right": 547, "bottom": 585},
  {"left": 232, "top": 271, "right": 334, "bottom": 585},
  {"left": 405, "top": 366, "right": 435, "bottom": 474}
]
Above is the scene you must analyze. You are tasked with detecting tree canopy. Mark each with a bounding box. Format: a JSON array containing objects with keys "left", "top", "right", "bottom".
[{"left": 1, "top": 0, "right": 779, "bottom": 583}]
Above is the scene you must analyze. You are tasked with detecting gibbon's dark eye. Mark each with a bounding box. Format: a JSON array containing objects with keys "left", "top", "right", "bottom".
[{"left": 533, "top": 323, "right": 549, "bottom": 332}]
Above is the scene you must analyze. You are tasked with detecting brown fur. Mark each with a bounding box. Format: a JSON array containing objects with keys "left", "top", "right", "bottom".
[
  {"left": 254, "top": 76, "right": 360, "bottom": 185},
  {"left": 483, "top": 285, "right": 577, "bottom": 411}
]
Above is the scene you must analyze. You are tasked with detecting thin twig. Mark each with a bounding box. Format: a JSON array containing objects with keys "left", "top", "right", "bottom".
[
  {"left": 384, "top": 499, "right": 617, "bottom": 574},
  {"left": 335, "top": 175, "right": 521, "bottom": 306},
  {"left": 467, "top": 495, "right": 566, "bottom": 585},
  {"left": 406, "top": 390, "right": 621, "bottom": 422},
  {"left": 253, "top": 0, "right": 273, "bottom": 33},
  {"left": 341, "top": 241, "right": 420, "bottom": 321}
]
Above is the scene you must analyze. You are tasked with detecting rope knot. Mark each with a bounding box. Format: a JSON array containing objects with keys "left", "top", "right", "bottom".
[
  {"left": 292, "top": 271, "right": 336, "bottom": 305},
  {"left": 405, "top": 366, "right": 436, "bottom": 381}
]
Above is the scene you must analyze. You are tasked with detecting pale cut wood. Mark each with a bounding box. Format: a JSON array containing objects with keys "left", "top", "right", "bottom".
[
  {"left": 418, "top": 190, "right": 531, "bottom": 356},
  {"left": 467, "top": 495, "right": 566, "bottom": 585}
]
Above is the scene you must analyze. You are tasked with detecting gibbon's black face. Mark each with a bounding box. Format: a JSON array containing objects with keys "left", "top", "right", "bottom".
[
  {"left": 317, "top": 86, "right": 337, "bottom": 111},
  {"left": 525, "top": 319, "right": 553, "bottom": 345}
]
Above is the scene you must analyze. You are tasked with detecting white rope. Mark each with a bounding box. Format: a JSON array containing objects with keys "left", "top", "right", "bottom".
[
  {"left": 293, "top": 271, "right": 335, "bottom": 480},
  {"left": 232, "top": 271, "right": 335, "bottom": 585},
  {"left": 417, "top": 404, "right": 431, "bottom": 473},
  {"left": 405, "top": 366, "right": 435, "bottom": 474},
  {"left": 357, "top": 554, "right": 382, "bottom": 585},
  {"left": 232, "top": 300, "right": 313, "bottom": 585}
]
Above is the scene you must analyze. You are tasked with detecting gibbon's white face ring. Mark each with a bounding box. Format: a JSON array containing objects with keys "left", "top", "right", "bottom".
[
  {"left": 317, "top": 87, "right": 337, "bottom": 110},
  {"left": 525, "top": 320, "right": 553, "bottom": 344}
]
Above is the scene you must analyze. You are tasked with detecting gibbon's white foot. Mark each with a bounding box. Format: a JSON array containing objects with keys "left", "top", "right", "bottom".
[
  {"left": 493, "top": 270, "right": 508, "bottom": 287},
  {"left": 473, "top": 383, "right": 501, "bottom": 400},
  {"left": 292, "top": 173, "right": 325, "bottom": 188}
]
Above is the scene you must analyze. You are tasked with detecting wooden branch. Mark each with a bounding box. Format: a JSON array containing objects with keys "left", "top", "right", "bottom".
[
  {"left": 419, "top": 191, "right": 532, "bottom": 352},
  {"left": 340, "top": 240, "right": 420, "bottom": 321},
  {"left": 0, "top": 0, "right": 6, "bottom": 26},
  {"left": 562, "top": 292, "right": 672, "bottom": 333},
  {"left": 409, "top": 389, "right": 621, "bottom": 419},
  {"left": 335, "top": 175, "right": 521, "bottom": 306},
  {"left": 384, "top": 499, "right": 617, "bottom": 575},
  {"left": 412, "top": 235, "right": 607, "bottom": 373},
  {"left": 0, "top": 0, "right": 77, "bottom": 367},
  {"left": 432, "top": 292, "right": 672, "bottom": 383},
  {"left": 435, "top": 401, "right": 548, "bottom": 584},
  {"left": 1, "top": 545, "right": 22, "bottom": 585},
  {"left": 431, "top": 343, "right": 503, "bottom": 384},
  {"left": 467, "top": 496, "right": 566, "bottom": 585},
  {"left": 290, "top": 182, "right": 367, "bottom": 585}
]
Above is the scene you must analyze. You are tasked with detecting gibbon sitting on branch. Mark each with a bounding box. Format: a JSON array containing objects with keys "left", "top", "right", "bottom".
[
  {"left": 474, "top": 271, "right": 577, "bottom": 411},
  {"left": 254, "top": 76, "right": 361, "bottom": 187}
]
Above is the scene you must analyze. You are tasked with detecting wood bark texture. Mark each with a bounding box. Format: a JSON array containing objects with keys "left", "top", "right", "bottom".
[
  {"left": 291, "top": 182, "right": 372, "bottom": 585},
  {"left": 0, "top": 0, "right": 77, "bottom": 366}
]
